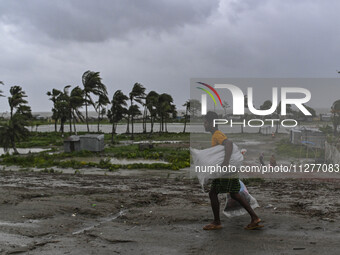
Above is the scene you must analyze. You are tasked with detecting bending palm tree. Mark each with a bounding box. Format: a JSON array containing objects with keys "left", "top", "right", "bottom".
[
  {"left": 0, "top": 81, "right": 4, "bottom": 98},
  {"left": 146, "top": 91, "right": 159, "bottom": 134},
  {"left": 96, "top": 93, "right": 109, "bottom": 132},
  {"left": 82, "top": 70, "right": 107, "bottom": 132},
  {"left": 107, "top": 90, "right": 128, "bottom": 143},
  {"left": 183, "top": 100, "right": 190, "bottom": 133},
  {"left": 129, "top": 83, "right": 145, "bottom": 139},
  {"left": 47, "top": 89, "right": 63, "bottom": 132},
  {"left": 158, "top": 93, "right": 175, "bottom": 132},
  {"left": 0, "top": 86, "right": 32, "bottom": 154},
  {"left": 69, "top": 86, "right": 85, "bottom": 134}
]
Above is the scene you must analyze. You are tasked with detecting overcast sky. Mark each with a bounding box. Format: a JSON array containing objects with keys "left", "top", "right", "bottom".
[{"left": 1, "top": 0, "right": 340, "bottom": 113}]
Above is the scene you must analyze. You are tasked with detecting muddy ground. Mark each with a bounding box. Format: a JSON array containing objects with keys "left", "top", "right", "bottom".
[
  {"left": 0, "top": 133, "right": 339, "bottom": 254},
  {"left": 0, "top": 169, "right": 339, "bottom": 255}
]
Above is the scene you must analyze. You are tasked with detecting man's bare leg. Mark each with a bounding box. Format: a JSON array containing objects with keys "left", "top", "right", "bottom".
[
  {"left": 203, "top": 188, "right": 222, "bottom": 230},
  {"left": 230, "top": 192, "right": 261, "bottom": 228}
]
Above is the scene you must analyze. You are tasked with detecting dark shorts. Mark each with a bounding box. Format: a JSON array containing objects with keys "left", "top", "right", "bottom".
[{"left": 211, "top": 178, "right": 240, "bottom": 194}]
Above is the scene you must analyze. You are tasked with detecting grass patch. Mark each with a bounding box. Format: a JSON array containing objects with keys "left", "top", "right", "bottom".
[
  {"left": 0, "top": 144, "right": 190, "bottom": 170},
  {"left": 275, "top": 139, "right": 324, "bottom": 158}
]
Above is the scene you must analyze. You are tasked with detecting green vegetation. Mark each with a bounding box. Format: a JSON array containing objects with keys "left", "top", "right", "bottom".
[
  {"left": 16, "top": 132, "right": 64, "bottom": 148},
  {"left": 0, "top": 135, "right": 190, "bottom": 170},
  {"left": 275, "top": 138, "right": 324, "bottom": 158},
  {"left": 0, "top": 150, "right": 187, "bottom": 171},
  {"left": 9, "top": 131, "right": 189, "bottom": 149}
]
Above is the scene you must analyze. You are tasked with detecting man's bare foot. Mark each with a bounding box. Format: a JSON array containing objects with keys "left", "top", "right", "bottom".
[{"left": 203, "top": 221, "right": 222, "bottom": 230}]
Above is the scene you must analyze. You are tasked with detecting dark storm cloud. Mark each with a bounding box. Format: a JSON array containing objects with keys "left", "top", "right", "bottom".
[
  {"left": 0, "top": 0, "right": 219, "bottom": 42},
  {"left": 1, "top": 0, "right": 340, "bottom": 112}
]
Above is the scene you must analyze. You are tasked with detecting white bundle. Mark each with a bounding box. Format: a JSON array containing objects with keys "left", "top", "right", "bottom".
[{"left": 190, "top": 144, "right": 243, "bottom": 186}]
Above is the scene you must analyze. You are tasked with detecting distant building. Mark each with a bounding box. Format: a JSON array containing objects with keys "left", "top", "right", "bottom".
[
  {"left": 320, "top": 113, "right": 332, "bottom": 122},
  {"left": 290, "top": 127, "right": 326, "bottom": 149},
  {"left": 64, "top": 134, "right": 105, "bottom": 152},
  {"left": 33, "top": 115, "right": 46, "bottom": 120}
]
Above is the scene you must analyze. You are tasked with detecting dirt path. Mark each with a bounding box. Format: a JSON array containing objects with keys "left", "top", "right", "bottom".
[{"left": 0, "top": 170, "right": 339, "bottom": 254}]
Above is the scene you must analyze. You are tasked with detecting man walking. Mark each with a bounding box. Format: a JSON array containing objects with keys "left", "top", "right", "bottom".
[{"left": 202, "top": 111, "right": 262, "bottom": 230}]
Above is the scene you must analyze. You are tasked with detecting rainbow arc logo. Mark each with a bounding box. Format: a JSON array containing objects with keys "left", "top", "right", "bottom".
[{"left": 196, "top": 82, "right": 223, "bottom": 107}]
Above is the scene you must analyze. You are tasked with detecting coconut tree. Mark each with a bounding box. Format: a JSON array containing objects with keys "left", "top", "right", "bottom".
[
  {"left": 96, "top": 93, "right": 109, "bottom": 133},
  {"left": 239, "top": 95, "right": 249, "bottom": 134},
  {"left": 188, "top": 99, "right": 201, "bottom": 119},
  {"left": 157, "top": 93, "right": 176, "bottom": 132},
  {"left": 274, "top": 101, "right": 293, "bottom": 134},
  {"left": 331, "top": 100, "right": 340, "bottom": 135},
  {"left": 69, "top": 86, "right": 85, "bottom": 134},
  {"left": 128, "top": 104, "right": 141, "bottom": 138},
  {"left": 129, "top": 83, "right": 146, "bottom": 139},
  {"left": 0, "top": 81, "right": 4, "bottom": 98},
  {"left": 82, "top": 70, "right": 107, "bottom": 132},
  {"left": 258, "top": 100, "right": 273, "bottom": 133},
  {"left": 146, "top": 91, "right": 159, "bottom": 133},
  {"left": 8, "top": 86, "right": 29, "bottom": 119},
  {"left": 222, "top": 100, "right": 230, "bottom": 118},
  {"left": 55, "top": 86, "right": 72, "bottom": 134},
  {"left": 182, "top": 100, "right": 190, "bottom": 133},
  {"left": 0, "top": 86, "right": 32, "bottom": 154},
  {"left": 47, "top": 89, "right": 63, "bottom": 132},
  {"left": 107, "top": 90, "right": 128, "bottom": 143}
]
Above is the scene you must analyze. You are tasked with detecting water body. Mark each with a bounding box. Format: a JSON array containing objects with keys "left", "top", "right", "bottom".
[
  {"left": 0, "top": 148, "right": 48, "bottom": 156},
  {"left": 29, "top": 123, "right": 289, "bottom": 134}
]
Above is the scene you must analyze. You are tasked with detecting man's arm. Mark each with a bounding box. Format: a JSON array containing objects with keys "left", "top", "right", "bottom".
[{"left": 221, "top": 139, "right": 233, "bottom": 166}]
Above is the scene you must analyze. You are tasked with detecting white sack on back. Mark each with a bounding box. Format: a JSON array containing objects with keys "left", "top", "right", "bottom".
[{"left": 191, "top": 144, "right": 243, "bottom": 186}]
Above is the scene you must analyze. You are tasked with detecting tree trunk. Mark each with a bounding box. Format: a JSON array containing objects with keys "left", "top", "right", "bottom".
[
  {"left": 73, "top": 115, "right": 77, "bottom": 135},
  {"left": 183, "top": 107, "right": 188, "bottom": 133},
  {"left": 150, "top": 116, "right": 154, "bottom": 133},
  {"left": 85, "top": 94, "right": 90, "bottom": 132},
  {"left": 11, "top": 140, "right": 18, "bottom": 154},
  {"left": 275, "top": 115, "right": 280, "bottom": 133},
  {"left": 60, "top": 121, "right": 65, "bottom": 135},
  {"left": 69, "top": 110, "right": 72, "bottom": 134},
  {"left": 111, "top": 121, "right": 115, "bottom": 144},
  {"left": 160, "top": 116, "right": 162, "bottom": 132},
  {"left": 97, "top": 106, "right": 100, "bottom": 133},
  {"left": 126, "top": 115, "right": 130, "bottom": 133},
  {"left": 54, "top": 119, "right": 57, "bottom": 132},
  {"left": 333, "top": 113, "right": 338, "bottom": 135}
]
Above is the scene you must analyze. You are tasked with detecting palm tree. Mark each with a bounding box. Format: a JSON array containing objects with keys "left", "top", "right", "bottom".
[
  {"left": 107, "top": 90, "right": 128, "bottom": 143},
  {"left": 258, "top": 100, "right": 273, "bottom": 133},
  {"left": 128, "top": 104, "right": 141, "bottom": 136},
  {"left": 82, "top": 70, "right": 107, "bottom": 132},
  {"left": 275, "top": 101, "right": 293, "bottom": 133},
  {"left": 188, "top": 99, "right": 201, "bottom": 119},
  {"left": 0, "top": 86, "right": 32, "bottom": 154},
  {"left": 69, "top": 86, "right": 85, "bottom": 134},
  {"left": 183, "top": 100, "right": 190, "bottom": 133},
  {"left": 8, "top": 86, "right": 29, "bottom": 119},
  {"left": 55, "top": 86, "right": 71, "bottom": 134},
  {"left": 222, "top": 100, "right": 230, "bottom": 118},
  {"left": 96, "top": 93, "right": 109, "bottom": 132},
  {"left": 0, "top": 81, "right": 4, "bottom": 98},
  {"left": 47, "top": 89, "right": 63, "bottom": 132},
  {"left": 240, "top": 95, "right": 249, "bottom": 134},
  {"left": 157, "top": 93, "right": 176, "bottom": 132},
  {"left": 331, "top": 100, "right": 340, "bottom": 135},
  {"left": 146, "top": 91, "right": 159, "bottom": 133},
  {"left": 129, "top": 83, "right": 146, "bottom": 139}
]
